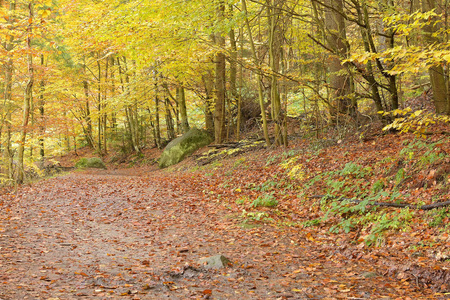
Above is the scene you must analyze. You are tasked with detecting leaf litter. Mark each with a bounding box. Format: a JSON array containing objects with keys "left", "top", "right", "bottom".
[{"left": 1, "top": 131, "right": 450, "bottom": 299}]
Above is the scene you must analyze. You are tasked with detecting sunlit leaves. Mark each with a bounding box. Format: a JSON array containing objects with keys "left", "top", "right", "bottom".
[
  {"left": 380, "top": 108, "right": 450, "bottom": 138},
  {"left": 383, "top": 9, "right": 441, "bottom": 36}
]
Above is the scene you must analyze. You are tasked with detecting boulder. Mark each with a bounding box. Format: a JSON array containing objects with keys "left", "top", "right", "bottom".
[
  {"left": 75, "top": 157, "right": 107, "bottom": 169},
  {"left": 198, "top": 255, "right": 231, "bottom": 269},
  {"left": 159, "top": 127, "right": 213, "bottom": 168}
]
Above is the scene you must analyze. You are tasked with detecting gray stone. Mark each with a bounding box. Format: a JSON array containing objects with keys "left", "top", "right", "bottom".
[
  {"left": 198, "top": 255, "right": 231, "bottom": 269},
  {"left": 158, "top": 127, "right": 213, "bottom": 168}
]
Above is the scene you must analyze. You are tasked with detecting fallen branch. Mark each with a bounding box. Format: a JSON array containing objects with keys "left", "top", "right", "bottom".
[
  {"left": 309, "top": 195, "right": 450, "bottom": 210},
  {"left": 208, "top": 142, "right": 241, "bottom": 149}
]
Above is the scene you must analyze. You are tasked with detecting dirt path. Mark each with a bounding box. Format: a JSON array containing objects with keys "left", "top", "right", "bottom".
[{"left": 0, "top": 170, "right": 437, "bottom": 299}]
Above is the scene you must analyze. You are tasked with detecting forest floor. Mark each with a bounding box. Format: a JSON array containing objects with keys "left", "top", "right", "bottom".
[{"left": 1, "top": 125, "right": 450, "bottom": 299}]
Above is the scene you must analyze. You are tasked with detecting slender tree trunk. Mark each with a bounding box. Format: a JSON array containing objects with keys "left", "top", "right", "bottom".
[
  {"left": 177, "top": 86, "right": 190, "bottom": 133},
  {"left": 229, "top": 28, "right": 238, "bottom": 102},
  {"left": 131, "top": 60, "right": 140, "bottom": 150},
  {"left": 125, "top": 106, "right": 138, "bottom": 152},
  {"left": 165, "top": 97, "right": 175, "bottom": 140},
  {"left": 83, "top": 57, "right": 94, "bottom": 148},
  {"left": 3, "top": 63, "right": 13, "bottom": 181},
  {"left": 123, "top": 57, "right": 140, "bottom": 152},
  {"left": 17, "top": 3, "right": 34, "bottom": 184},
  {"left": 242, "top": 0, "right": 270, "bottom": 146},
  {"left": 214, "top": 0, "right": 226, "bottom": 144},
  {"left": 97, "top": 56, "right": 103, "bottom": 153},
  {"left": 236, "top": 27, "right": 244, "bottom": 141},
  {"left": 175, "top": 99, "right": 180, "bottom": 135},
  {"left": 360, "top": 2, "right": 398, "bottom": 111},
  {"left": 39, "top": 55, "right": 45, "bottom": 168},
  {"left": 229, "top": 20, "right": 238, "bottom": 140},
  {"left": 203, "top": 72, "right": 215, "bottom": 135},
  {"left": 153, "top": 69, "right": 162, "bottom": 148},
  {"left": 110, "top": 56, "right": 117, "bottom": 136},
  {"left": 353, "top": 0, "right": 384, "bottom": 112},
  {"left": 2, "top": 0, "right": 16, "bottom": 180},
  {"left": 103, "top": 56, "right": 109, "bottom": 154},
  {"left": 268, "top": 0, "right": 284, "bottom": 146}
]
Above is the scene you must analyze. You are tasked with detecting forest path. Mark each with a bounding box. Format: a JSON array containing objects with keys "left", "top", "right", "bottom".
[{"left": 0, "top": 170, "right": 430, "bottom": 299}]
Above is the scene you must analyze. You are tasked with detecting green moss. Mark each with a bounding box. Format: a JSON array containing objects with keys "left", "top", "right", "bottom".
[
  {"left": 159, "top": 127, "right": 213, "bottom": 168},
  {"left": 75, "top": 157, "right": 106, "bottom": 169}
]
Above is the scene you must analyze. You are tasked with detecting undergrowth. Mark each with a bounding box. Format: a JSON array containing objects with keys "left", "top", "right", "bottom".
[
  {"left": 238, "top": 136, "right": 450, "bottom": 246},
  {"left": 299, "top": 137, "right": 450, "bottom": 245}
]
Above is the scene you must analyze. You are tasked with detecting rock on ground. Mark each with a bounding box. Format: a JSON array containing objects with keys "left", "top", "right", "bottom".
[{"left": 159, "top": 127, "right": 213, "bottom": 168}]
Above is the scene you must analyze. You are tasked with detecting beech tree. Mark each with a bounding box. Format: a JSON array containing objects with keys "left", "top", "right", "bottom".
[
  {"left": 421, "top": 0, "right": 448, "bottom": 114},
  {"left": 2, "top": 0, "right": 450, "bottom": 184}
]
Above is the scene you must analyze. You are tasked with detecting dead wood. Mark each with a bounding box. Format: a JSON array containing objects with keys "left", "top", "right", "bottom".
[{"left": 309, "top": 195, "right": 450, "bottom": 210}]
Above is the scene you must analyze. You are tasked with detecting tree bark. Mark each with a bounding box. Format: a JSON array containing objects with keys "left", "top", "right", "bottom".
[
  {"left": 97, "top": 55, "right": 103, "bottom": 153},
  {"left": 323, "top": 0, "right": 354, "bottom": 116},
  {"left": 154, "top": 69, "right": 162, "bottom": 148},
  {"left": 203, "top": 71, "right": 215, "bottom": 135},
  {"left": 83, "top": 57, "right": 94, "bottom": 148},
  {"left": 236, "top": 27, "right": 244, "bottom": 141},
  {"left": 39, "top": 54, "right": 45, "bottom": 168},
  {"left": 214, "top": 0, "right": 226, "bottom": 143},
  {"left": 17, "top": 2, "right": 34, "bottom": 184},
  {"left": 165, "top": 97, "right": 175, "bottom": 140},
  {"left": 422, "top": 0, "right": 449, "bottom": 114},
  {"left": 268, "top": 0, "right": 284, "bottom": 146},
  {"left": 242, "top": 0, "right": 271, "bottom": 146},
  {"left": 353, "top": 0, "right": 384, "bottom": 112},
  {"left": 2, "top": 0, "right": 16, "bottom": 180},
  {"left": 177, "top": 86, "right": 190, "bottom": 133}
]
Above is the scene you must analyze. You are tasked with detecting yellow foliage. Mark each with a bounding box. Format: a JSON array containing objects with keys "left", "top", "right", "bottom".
[
  {"left": 280, "top": 157, "right": 306, "bottom": 180},
  {"left": 381, "top": 108, "right": 449, "bottom": 137}
]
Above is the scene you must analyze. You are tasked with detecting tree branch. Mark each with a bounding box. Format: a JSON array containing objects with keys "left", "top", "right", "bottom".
[{"left": 309, "top": 195, "right": 450, "bottom": 210}]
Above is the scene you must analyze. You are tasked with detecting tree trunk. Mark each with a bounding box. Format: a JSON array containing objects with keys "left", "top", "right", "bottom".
[
  {"left": 2, "top": 0, "right": 16, "bottom": 181},
  {"left": 324, "top": 0, "right": 354, "bottom": 116},
  {"left": 353, "top": 0, "right": 384, "bottom": 112},
  {"left": 422, "top": 0, "right": 449, "bottom": 114},
  {"left": 236, "top": 27, "right": 244, "bottom": 141},
  {"left": 83, "top": 57, "right": 94, "bottom": 148},
  {"left": 103, "top": 55, "right": 109, "bottom": 154},
  {"left": 165, "top": 97, "right": 175, "bottom": 140},
  {"left": 268, "top": 0, "right": 285, "bottom": 146},
  {"left": 229, "top": 20, "right": 238, "bottom": 140},
  {"left": 110, "top": 56, "right": 118, "bottom": 136},
  {"left": 97, "top": 56, "right": 103, "bottom": 153},
  {"left": 154, "top": 69, "right": 162, "bottom": 148},
  {"left": 123, "top": 57, "right": 140, "bottom": 152},
  {"left": 203, "top": 72, "right": 215, "bottom": 135},
  {"left": 177, "top": 86, "right": 190, "bottom": 133},
  {"left": 17, "top": 3, "right": 34, "bottom": 184},
  {"left": 39, "top": 54, "right": 45, "bottom": 168},
  {"left": 242, "top": 0, "right": 271, "bottom": 146},
  {"left": 214, "top": 0, "right": 226, "bottom": 144}
]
